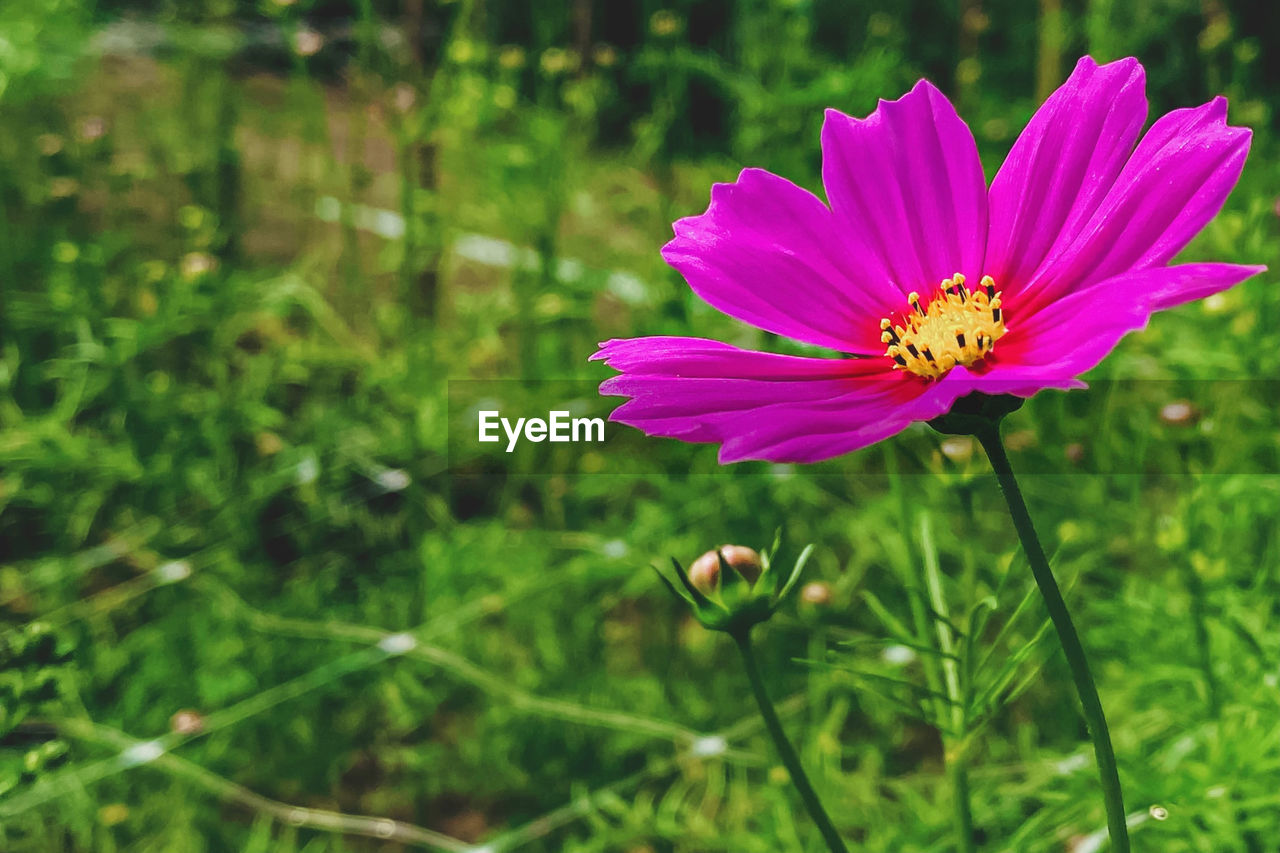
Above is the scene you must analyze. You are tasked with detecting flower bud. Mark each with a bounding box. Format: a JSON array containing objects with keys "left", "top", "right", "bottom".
[
  {"left": 799, "top": 581, "right": 832, "bottom": 606},
  {"left": 1159, "top": 399, "right": 1199, "bottom": 427},
  {"left": 688, "top": 545, "right": 762, "bottom": 594},
  {"left": 170, "top": 709, "right": 204, "bottom": 735},
  {"left": 659, "top": 539, "right": 813, "bottom": 634}
]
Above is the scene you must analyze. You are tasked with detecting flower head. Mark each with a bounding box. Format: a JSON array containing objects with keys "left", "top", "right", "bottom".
[
  {"left": 688, "top": 544, "right": 762, "bottom": 593},
  {"left": 592, "top": 57, "right": 1263, "bottom": 463},
  {"left": 660, "top": 541, "right": 813, "bottom": 634}
]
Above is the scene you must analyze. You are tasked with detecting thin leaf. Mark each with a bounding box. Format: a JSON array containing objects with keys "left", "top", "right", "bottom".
[
  {"left": 859, "top": 589, "right": 917, "bottom": 645},
  {"left": 773, "top": 543, "right": 813, "bottom": 607},
  {"left": 671, "top": 557, "right": 711, "bottom": 608}
]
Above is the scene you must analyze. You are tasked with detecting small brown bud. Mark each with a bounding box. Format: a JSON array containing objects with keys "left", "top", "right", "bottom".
[
  {"left": 799, "top": 581, "right": 832, "bottom": 606},
  {"left": 688, "top": 545, "right": 761, "bottom": 594},
  {"left": 170, "top": 709, "right": 204, "bottom": 735},
  {"left": 1159, "top": 400, "right": 1199, "bottom": 427},
  {"left": 1064, "top": 442, "right": 1085, "bottom": 464},
  {"left": 939, "top": 436, "right": 974, "bottom": 464}
]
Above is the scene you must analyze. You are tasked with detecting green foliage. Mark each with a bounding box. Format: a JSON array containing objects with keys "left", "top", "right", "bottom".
[
  {"left": 0, "top": 624, "right": 75, "bottom": 799},
  {"left": 3, "top": 1, "right": 1280, "bottom": 851}
]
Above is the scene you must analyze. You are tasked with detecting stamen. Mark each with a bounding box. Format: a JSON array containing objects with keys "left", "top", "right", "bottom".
[{"left": 878, "top": 273, "right": 1008, "bottom": 380}]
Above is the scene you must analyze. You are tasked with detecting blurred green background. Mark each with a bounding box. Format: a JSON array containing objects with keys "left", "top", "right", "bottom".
[{"left": 3, "top": 1, "right": 1280, "bottom": 851}]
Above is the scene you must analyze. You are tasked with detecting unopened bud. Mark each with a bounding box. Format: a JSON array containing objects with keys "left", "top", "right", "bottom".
[
  {"left": 799, "top": 581, "right": 832, "bottom": 606},
  {"left": 939, "top": 436, "right": 974, "bottom": 464},
  {"left": 1160, "top": 399, "right": 1199, "bottom": 427},
  {"left": 170, "top": 709, "right": 204, "bottom": 735},
  {"left": 688, "top": 545, "right": 761, "bottom": 594}
]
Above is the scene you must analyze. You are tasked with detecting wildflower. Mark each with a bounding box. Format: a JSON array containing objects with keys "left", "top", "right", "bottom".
[{"left": 593, "top": 57, "right": 1263, "bottom": 463}]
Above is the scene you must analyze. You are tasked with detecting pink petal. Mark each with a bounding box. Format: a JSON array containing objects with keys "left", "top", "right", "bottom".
[
  {"left": 592, "top": 337, "right": 947, "bottom": 463},
  {"left": 971, "top": 263, "right": 1264, "bottom": 397},
  {"left": 661, "top": 168, "right": 900, "bottom": 355},
  {"left": 987, "top": 57, "right": 1147, "bottom": 295},
  {"left": 821, "top": 80, "right": 988, "bottom": 295},
  {"left": 1013, "top": 96, "right": 1251, "bottom": 317},
  {"left": 717, "top": 373, "right": 976, "bottom": 463}
]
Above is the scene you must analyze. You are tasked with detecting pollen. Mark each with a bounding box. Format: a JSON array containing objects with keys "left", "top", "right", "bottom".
[{"left": 880, "top": 274, "right": 1007, "bottom": 380}]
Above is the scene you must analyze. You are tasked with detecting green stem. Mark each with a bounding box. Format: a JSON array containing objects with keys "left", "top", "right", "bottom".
[
  {"left": 951, "top": 760, "right": 977, "bottom": 853},
  {"left": 731, "top": 630, "right": 849, "bottom": 853},
  {"left": 974, "top": 425, "right": 1130, "bottom": 852}
]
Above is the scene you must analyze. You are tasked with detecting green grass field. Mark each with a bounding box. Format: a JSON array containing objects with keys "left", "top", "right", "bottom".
[{"left": 3, "top": 2, "right": 1280, "bottom": 851}]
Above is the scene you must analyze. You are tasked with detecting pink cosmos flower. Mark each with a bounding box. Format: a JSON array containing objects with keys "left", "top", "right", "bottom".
[{"left": 591, "top": 57, "right": 1264, "bottom": 463}]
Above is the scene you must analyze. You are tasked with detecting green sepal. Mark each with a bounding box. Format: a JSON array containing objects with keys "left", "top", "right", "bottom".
[
  {"left": 653, "top": 566, "right": 692, "bottom": 607},
  {"left": 716, "top": 548, "right": 749, "bottom": 606},
  {"left": 670, "top": 556, "right": 712, "bottom": 609},
  {"left": 927, "top": 392, "right": 1023, "bottom": 436}
]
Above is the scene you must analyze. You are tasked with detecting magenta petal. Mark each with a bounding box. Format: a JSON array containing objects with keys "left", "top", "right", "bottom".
[
  {"left": 717, "top": 372, "right": 975, "bottom": 463},
  {"left": 975, "top": 263, "right": 1264, "bottom": 396},
  {"left": 821, "top": 80, "right": 988, "bottom": 293},
  {"left": 987, "top": 57, "right": 1147, "bottom": 293},
  {"left": 592, "top": 337, "right": 935, "bottom": 463},
  {"left": 1141, "top": 262, "right": 1264, "bottom": 311},
  {"left": 661, "top": 168, "right": 900, "bottom": 355},
  {"left": 1013, "top": 96, "right": 1251, "bottom": 316}
]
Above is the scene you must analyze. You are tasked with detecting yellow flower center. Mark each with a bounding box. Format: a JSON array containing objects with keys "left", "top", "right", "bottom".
[{"left": 880, "top": 273, "right": 1007, "bottom": 380}]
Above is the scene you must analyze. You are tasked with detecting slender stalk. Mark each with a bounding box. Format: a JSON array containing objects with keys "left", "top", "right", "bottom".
[
  {"left": 950, "top": 760, "right": 977, "bottom": 853},
  {"left": 974, "top": 425, "right": 1130, "bottom": 852},
  {"left": 731, "top": 630, "right": 848, "bottom": 853}
]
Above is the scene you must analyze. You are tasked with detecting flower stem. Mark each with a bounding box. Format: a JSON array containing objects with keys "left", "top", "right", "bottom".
[
  {"left": 951, "top": 760, "right": 977, "bottom": 853},
  {"left": 731, "top": 630, "right": 848, "bottom": 853},
  {"left": 974, "top": 425, "right": 1130, "bottom": 852}
]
